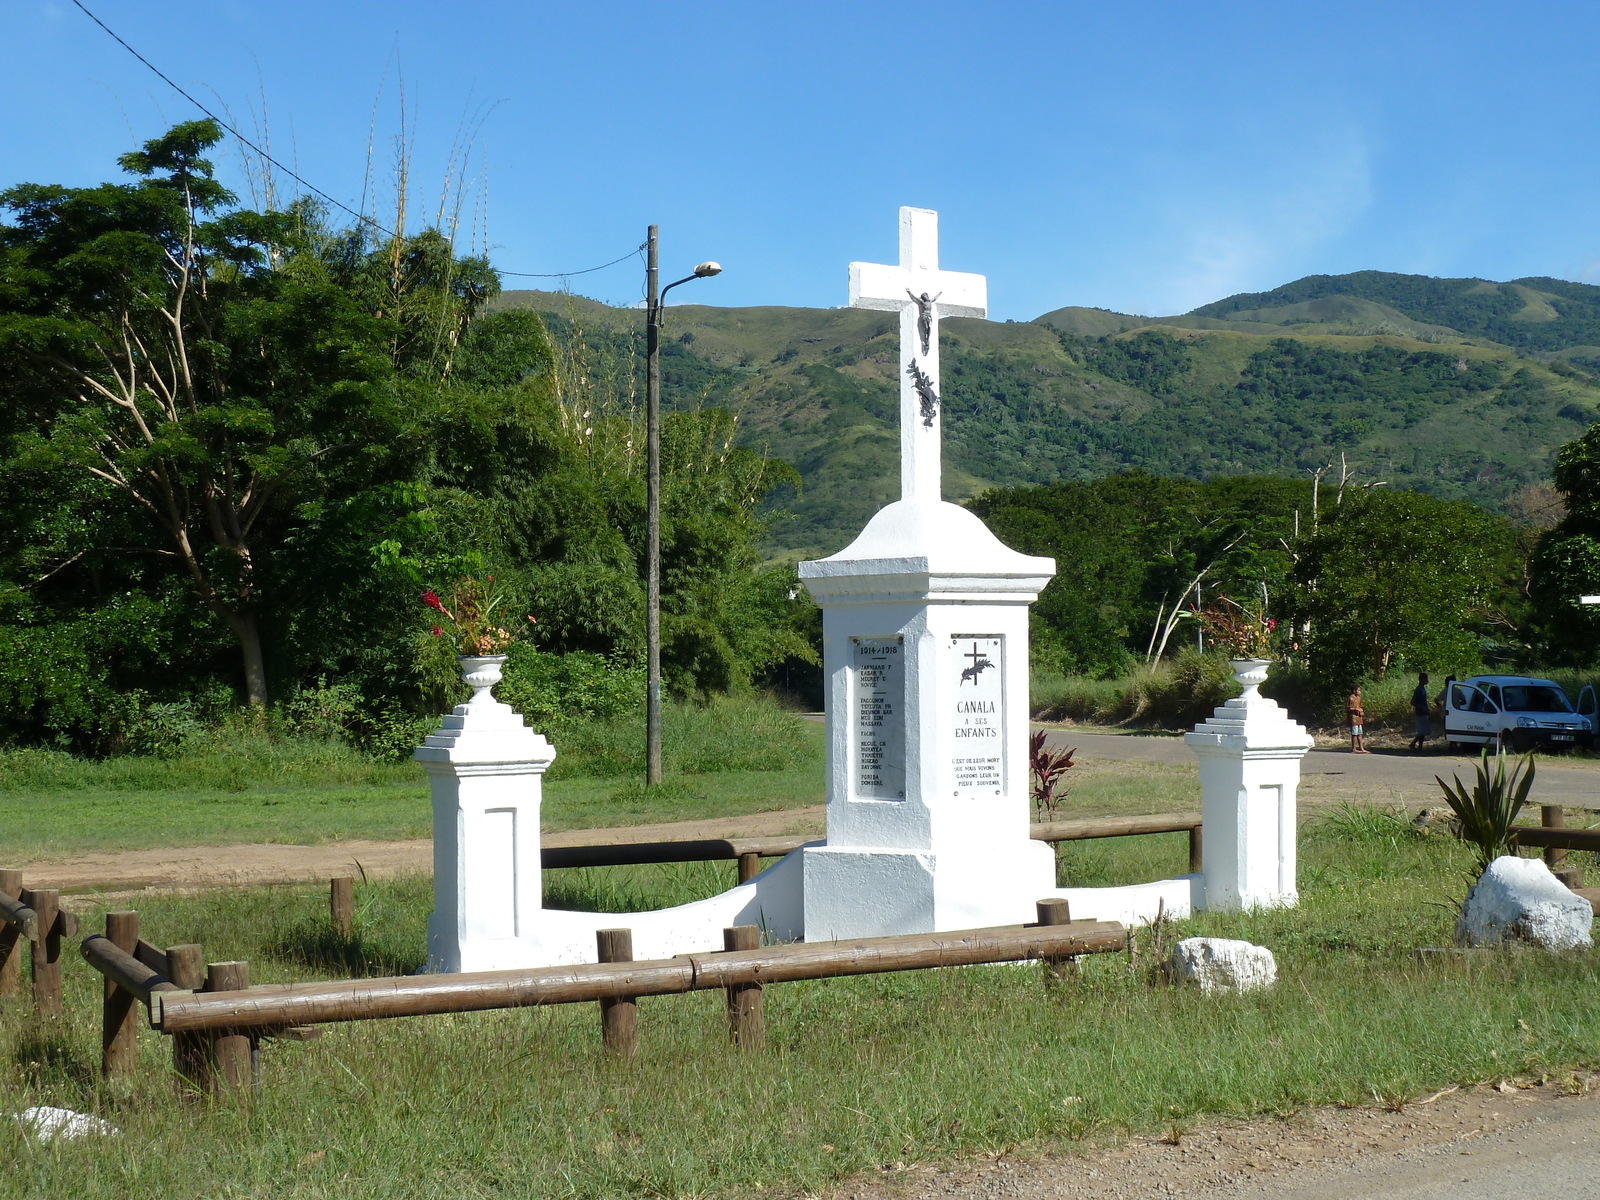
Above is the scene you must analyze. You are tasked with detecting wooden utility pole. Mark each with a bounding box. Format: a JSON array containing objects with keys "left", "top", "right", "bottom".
[{"left": 645, "top": 225, "right": 663, "bottom": 786}]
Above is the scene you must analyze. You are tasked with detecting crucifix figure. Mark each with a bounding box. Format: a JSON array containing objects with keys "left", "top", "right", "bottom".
[
  {"left": 849, "top": 207, "right": 987, "bottom": 504},
  {"left": 906, "top": 289, "right": 942, "bottom": 355}
]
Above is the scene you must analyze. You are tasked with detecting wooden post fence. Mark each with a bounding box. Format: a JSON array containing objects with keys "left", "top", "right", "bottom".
[
  {"left": 596, "top": 929, "right": 637, "bottom": 1057},
  {"left": 1035, "top": 897, "right": 1074, "bottom": 982},
  {"left": 0, "top": 869, "right": 22, "bottom": 999},
  {"left": 27, "top": 888, "right": 61, "bottom": 1019},
  {"left": 166, "top": 944, "right": 207, "bottom": 1094},
  {"left": 102, "top": 912, "right": 140, "bottom": 1080},
  {"left": 149, "top": 918, "right": 1127, "bottom": 1037},
  {"left": 330, "top": 877, "right": 354, "bottom": 937},
  {"left": 205, "top": 962, "right": 253, "bottom": 1094},
  {"left": 722, "top": 925, "right": 763, "bottom": 1050},
  {"left": 1541, "top": 805, "right": 1567, "bottom": 871}
]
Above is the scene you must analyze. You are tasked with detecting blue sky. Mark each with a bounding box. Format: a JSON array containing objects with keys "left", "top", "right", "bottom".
[{"left": 5, "top": 2, "right": 1598, "bottom": 320}]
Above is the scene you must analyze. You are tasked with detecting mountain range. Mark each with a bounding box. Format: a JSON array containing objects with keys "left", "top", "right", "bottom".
[{"left": 496, "top": 271, "right": 1600, "bottom": 558}]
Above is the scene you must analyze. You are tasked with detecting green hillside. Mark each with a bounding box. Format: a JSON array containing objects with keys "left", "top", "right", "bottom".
[
  {"left": 1190, "top": 270, "right": 1600, "bottom": 356},
  {"left": 499, "top": 277, "right": 1600, "bottom": 559}
]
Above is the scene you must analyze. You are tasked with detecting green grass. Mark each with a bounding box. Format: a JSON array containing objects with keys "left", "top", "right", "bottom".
[
  {"left": 0, "top": 699, "right": 824, "bottom": 858},
  {"left": 2, "top": 816, "right": 1597, "bottom": 1199}
]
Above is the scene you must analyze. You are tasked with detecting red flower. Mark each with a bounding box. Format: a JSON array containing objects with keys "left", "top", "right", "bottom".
[
  {"left": 430, "top": 625, "right": 443, "bottom": 636},
  {"left": 422, "top": 590, "right": 452, "bottom": 618}
]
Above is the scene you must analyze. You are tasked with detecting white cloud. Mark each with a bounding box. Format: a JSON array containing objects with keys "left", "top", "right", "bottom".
[{"left": 1144, "top": 126, "right": 1374, "bottom": 314}]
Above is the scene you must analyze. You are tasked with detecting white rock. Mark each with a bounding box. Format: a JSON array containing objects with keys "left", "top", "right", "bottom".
[
  {"left": 1167, "top": 937, "right": 1277, "bottom": 993},
  {"left": 13, "top": 1106, "right": 119, "bottom": 1142},
  {"left": 1456, "top": 855, "right": 1594, "bottom": 952}
]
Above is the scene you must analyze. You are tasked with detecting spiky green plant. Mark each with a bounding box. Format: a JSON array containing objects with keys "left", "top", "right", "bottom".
[{"left": 1434, "top": 748, "right": 1536, "bottom": 874}]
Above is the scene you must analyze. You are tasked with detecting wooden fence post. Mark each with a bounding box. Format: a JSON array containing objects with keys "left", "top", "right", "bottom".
[
  {"left": 205, "top": 961, "right": 253, "bottom": 1095},
  {"left": 102, "top": 912, "right": 140, "bottom": 1080},
  {"left": 1542, "top": 805, "right": 1566, "bottom": 870},
  {"left": 1188, "top": 825, "right": 1203, "bottom": 875},
  {"left": 1036, "top": 897, "right": 1074, "bottom": 983},
  {"left": 167, "top": 943, "right": 207, "bottom": 1093},
  {"left": 596, "top": 929, "right": 637, "bottom": 1057},
  {"left": 330, "top": 877, "right": 354, "bottom": 937},
  {"left": 0, "top": 870, "right": 21, "bottom": 999},
  {"left": 722, "top": 925, "right": 764, "bottom": 1050},
  {"left": 27, "top": 888, "right": 62, "bottom": 1019},
  {"left": 737, "top": 853, "right": 761, "bottom": 885}
]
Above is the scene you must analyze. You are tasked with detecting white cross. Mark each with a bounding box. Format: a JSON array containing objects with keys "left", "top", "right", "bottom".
[{"left": 849, "top": 207, "right": 987, "bottom": 503}]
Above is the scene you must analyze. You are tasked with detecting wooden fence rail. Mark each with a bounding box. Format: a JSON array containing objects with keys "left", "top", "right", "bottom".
[
  {"left": 1511, "top": 825, "right": 1600, "bottom": 853},
  {"left": 544, "top": 814, "right": 1205, "bottom": 881},
  {"left": 148, "top": 918, "right": 1127, "bottom": 1035}
]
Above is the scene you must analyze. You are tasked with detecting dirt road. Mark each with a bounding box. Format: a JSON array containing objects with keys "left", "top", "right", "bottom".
[
  {"left": 28, "top": 805, "right": 824, "bottom": 896},
  {"left": 1040, "top": 727, "right": 1600, "bottom": 810},
  {"left": 830, "top": 1076, "right": 1600, "bottom": 1199}
]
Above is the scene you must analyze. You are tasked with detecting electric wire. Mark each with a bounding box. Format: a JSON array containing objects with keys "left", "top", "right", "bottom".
[{"left": 67, "top": 0, "right": 641, "bottom": 282}]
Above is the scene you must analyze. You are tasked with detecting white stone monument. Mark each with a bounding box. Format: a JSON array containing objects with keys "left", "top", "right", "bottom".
[
  {"left": 798, "top": 208, "right": 1058, "bottom": 939},
  {"left": 418, "top": 206, "right": 1247, "bottom": 972},
  {"left": 1183, "top": 661, "right": 1313, "bottom": 911}
]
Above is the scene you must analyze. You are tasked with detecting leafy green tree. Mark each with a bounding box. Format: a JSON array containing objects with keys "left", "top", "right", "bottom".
[
  {"left": 0, "top": 121, "right": 503, "bottom": 709},
  {"left": 1528, "top": 423, "right": 1600, "bottom": 662},
  {"left": 1288, "top": 489, "right": 1516, "bottom": 687}
]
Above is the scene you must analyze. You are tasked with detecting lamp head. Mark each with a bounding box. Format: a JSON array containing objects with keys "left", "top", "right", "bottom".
[{"left": 692, "top": 261, "right": 722, "bottom": 278}]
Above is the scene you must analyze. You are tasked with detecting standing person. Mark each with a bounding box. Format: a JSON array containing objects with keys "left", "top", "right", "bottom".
[
  {"left": 1408, "top": 672, "right": 1431, "bottom": 751},
  {"left": 1347, "top": 685, "right": 1369, "bottom": 753}
]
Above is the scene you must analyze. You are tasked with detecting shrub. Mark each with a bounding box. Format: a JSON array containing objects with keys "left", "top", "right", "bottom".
[{"left": 1435, "top": 749, "right": 1536, "bottom": 874}]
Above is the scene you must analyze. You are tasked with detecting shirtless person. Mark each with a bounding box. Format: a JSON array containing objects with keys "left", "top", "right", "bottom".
[{"left": 1348, "top": 686, "right": 1369, "bottom": 753}]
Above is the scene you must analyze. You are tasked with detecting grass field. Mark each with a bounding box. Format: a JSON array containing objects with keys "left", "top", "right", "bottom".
[
  {"left": 3, "top": 814, "right": 1597, "bottom": 1199},
  {"left": 0, "top": 699, "right": 827, "bottom": 858}
]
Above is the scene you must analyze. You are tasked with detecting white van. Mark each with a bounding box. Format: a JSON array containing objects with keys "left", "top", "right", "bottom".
[{"left": 1443, "top": 675, "right": 1595, "bottom": 752}]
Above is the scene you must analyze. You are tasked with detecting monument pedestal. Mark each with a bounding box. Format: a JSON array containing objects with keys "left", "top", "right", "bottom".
[
  {"left": 416, "top": 661, "right": 555, "bottom": 972},
  {"left": 1184, "top": 664, "right": 1312, "bottom": 912},
  {"left": 799, "top": 498, "right": 1057, "bottom": 940}
]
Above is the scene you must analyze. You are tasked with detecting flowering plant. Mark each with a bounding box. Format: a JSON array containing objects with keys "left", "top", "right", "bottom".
[
  {"left": 422, "top": 576, "right": 533, "bottom": 657},
  {"left": 1193, "top": 595, "right": 1278, "bottom": 659}
]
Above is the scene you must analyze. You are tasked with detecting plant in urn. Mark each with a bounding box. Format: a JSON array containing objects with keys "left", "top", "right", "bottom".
[
  {"left": 1195, "top": 596, "right": 1279, "bottom": 700},
  {"left": 422, "top": 577, "right": 534, "bottom": 712}
]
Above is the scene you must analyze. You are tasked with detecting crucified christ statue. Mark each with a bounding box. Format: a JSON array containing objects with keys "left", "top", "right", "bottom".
[{"left": 906, "top": 289, "right": 942, "bottom": 356}]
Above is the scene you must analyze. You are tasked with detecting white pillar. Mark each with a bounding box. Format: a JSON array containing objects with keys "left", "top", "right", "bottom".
[
  {"left": 416, "top": 658, "right": 555, "bottom": 972},
  {"left": 1184, "top": 665, "right": 1312, "bottom": 911},
  {"left": 798, "top": 498, "right": 1058, "bottom": 939}
]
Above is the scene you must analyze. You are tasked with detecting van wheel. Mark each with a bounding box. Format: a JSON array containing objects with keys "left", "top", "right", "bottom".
[{"left": 1509, "top": 730, "right": 1533, "bottom": 753}]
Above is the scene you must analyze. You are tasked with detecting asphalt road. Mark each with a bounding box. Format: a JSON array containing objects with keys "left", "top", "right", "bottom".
[
  {"left": 1231, "top": 1092, "right": 1600, "bottom": 1200},
  {"left": 1038, "top": 727, "right": 1600, "bottom": 808}
]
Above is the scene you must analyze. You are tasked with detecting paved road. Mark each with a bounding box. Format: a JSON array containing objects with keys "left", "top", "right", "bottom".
[
  {"left": 1037, "top": 727, "right": 1600, "bottom": 808},
  {"left": 1231, "top": 1091, "right": 1600, "bottom": 1200}
]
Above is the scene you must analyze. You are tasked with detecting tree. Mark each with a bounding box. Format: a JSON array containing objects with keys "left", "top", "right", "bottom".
[
  {"left": 1288, "top": 489, "right": 1515, "bottom": 687},
  {"left": 0, "top": 121, "right": 496, "bottom": 706},
  {"left": 1528, "top": 424, "right": 1600, "bottom": 663}
]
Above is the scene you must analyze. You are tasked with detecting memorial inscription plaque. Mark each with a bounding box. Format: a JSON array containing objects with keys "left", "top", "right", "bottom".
[
  {"left": 948, "top": 634, "right": 1004, "bottom": 798},
  {"left": 850, "top": 636, "right": 905, "bottom": 799}
]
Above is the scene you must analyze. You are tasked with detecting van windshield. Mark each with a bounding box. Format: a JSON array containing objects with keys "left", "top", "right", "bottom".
[{"left": 1500, "top": 685, "right": 1573, "bottom": 713}]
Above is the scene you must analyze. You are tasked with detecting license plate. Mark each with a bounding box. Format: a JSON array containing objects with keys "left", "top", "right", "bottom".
[{"left": 1553, "top": 734, "right": 1574, "bottom": 742}]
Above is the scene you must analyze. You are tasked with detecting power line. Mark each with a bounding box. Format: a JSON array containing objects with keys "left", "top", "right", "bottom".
[
  {"left": 499, "top": 247, "right": 645, "bottom": 279},
  {"left": 67, "top": 0, "right": 642, "bottom": 283}
]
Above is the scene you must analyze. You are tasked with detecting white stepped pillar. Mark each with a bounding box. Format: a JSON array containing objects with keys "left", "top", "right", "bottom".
[
  {"left": 416, "top": 656, "right": 554, "bottom": 972},
  {"left": 1183, "top": 660, "right": 1313, "bottom": 911}
]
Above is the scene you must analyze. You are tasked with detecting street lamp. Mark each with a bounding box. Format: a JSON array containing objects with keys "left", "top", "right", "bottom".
[{"left": 646, "top": 224, "right": 722, "bottom": 785}]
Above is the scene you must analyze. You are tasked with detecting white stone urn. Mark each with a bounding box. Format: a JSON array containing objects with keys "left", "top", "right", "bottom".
[
  {"left": 1229, "top": 657, "right": 1272, "bottom": 699},
  {"left": 457, "top": 655, "right": 509, "bottom": 713}
]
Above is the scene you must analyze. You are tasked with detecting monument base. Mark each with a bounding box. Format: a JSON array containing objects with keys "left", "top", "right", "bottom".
[{"left": 802, "top": 841, "right": 1056, "bottom": 941}]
